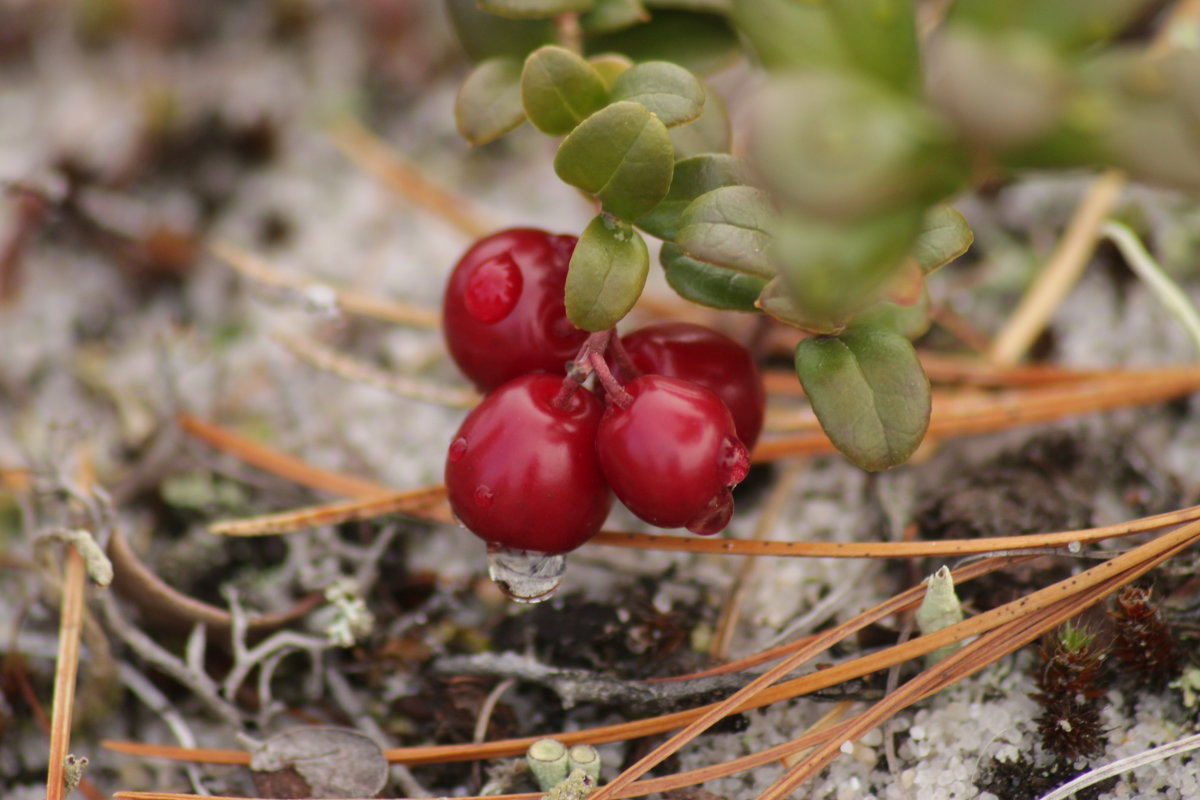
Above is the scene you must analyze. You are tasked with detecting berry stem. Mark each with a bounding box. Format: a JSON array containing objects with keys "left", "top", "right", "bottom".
[
  {"left": 589, "top": 350, "right": 633, "bottom": 408},
  {"left": 555, "top": 329, "right": 632, "bottom": 409},
  {"left": 608, "top": 331, "right": 641, "bottom": 379}
]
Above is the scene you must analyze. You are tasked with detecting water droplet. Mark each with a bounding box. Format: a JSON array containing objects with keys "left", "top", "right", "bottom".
[
  {"left": 448, "top": 437, "right": 468, "bottom": 462},
  {"left": 463, "top": 254, "right": 523, "bottom": 323},
  {"left": 486, "top": 545, "right": 567, "bottom": 603},
  {"left": 686, "top": 490, "right": 733, "bottom": 535},
  {"left": 474, "top": 485, "right": 494, "bottom": 508}
]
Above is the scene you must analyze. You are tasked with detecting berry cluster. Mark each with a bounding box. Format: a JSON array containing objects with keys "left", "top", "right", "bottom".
[{"left": 441, "top": 229, "right": 763, "bottom": 574}]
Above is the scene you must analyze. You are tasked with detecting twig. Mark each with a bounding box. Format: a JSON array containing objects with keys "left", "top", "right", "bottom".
[
  {"left": 327, "top": 118, "right": 499, "bottom": 239},
  {"left": 107, "top": 523, "right": 321, "bottom": 635},
  {"left": 433, "top": 651, "right": 745, "bottom": 713},
  {"left": 274, "top": 330, "right": 478, "bottom": 408}
]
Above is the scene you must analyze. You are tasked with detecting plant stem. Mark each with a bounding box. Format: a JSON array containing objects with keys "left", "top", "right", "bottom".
[{"left": 1101, "top": 219, "right": 1200, "bottom": 357}]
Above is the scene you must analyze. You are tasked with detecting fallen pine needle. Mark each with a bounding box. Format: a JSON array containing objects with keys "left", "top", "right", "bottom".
[
  {"left": 46, "top": 545, "right": 87, "bottom": 800},
  {"left": 209, "top": 239, "right": 441, "bottom": 329}
]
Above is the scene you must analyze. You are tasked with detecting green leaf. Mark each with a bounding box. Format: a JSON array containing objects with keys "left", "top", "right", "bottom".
[
  {"left": 588, "top": 54, "right": 634, "bottom": 90},
  {"left": 480, "top": 0, "right": 594, "bottom": 18},
  {"left": 750, "top": 72, "right": 967, "bottom": 221},
  {"left": 774, "top": 207, "right": 924, "bottom": 324},
  {"left": 926, "top": 26, "right": 1070, "bottom": 150},
  {"left": 566, "top": 215, "right": 650, "bottom": 330},
  {"left": 731, "top": 0, "right": 848, "bottom": 71},
  {"left": 794, "top": 328, "right": 931, "bottom": 471},
  {"left": 849, "top": 286, "right": 932, "bottom": 339},
  {"left": 911, "top": 205, "right": 973, "bottom": 275},
  {"left": 645, "top": 0, "right": 731, "bottom": 11},
  {"left": 676, "top": 185, "right": 778, "bottom": 278},
  {"left": 521, "top": 46, "right": 609, "bottom": 135},
  {"left": 554, "top": 101, "right": 675, "bottom": 220},
  {"left": 609, "top": 61, "right": 705, "bottom": 127},
  {"left": 581, "top": 0, "right": 649, "bottom": 34},
  {"left": 445, "top": 0, "right": 555, "bottom": 62},
  {"left": 755, "top": 276, "right": 842, "bottom": 335},
  {"left": 584, "top": 10, "right": 739, "bottom": 74},
  {"left": 826, "top": 0, "right": 921, "bottom": 97},
  {"left": 661, "top": 243, "right": 765, "bottom": 312},
  {"left": 455, "top": 58, "right": 526, "bottom": 145},
  {"left": 635, "top": 153, "right": 747, "bottom": 240},
  {"left": 669, "top": 82, "right": 731, "bottom": 158}
]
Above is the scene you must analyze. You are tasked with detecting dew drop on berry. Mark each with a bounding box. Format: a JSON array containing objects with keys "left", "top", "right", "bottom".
[
  {"left": 487, "top": 544, "right": 567, "bottom": 604},
  {"left": 448, "top": 436, "right": 468, "bottom": 462},
  {"left": 463, "top": 254, "right": 523, "bottom": 323},
  {"left": 686, "top": 491, "right": 734, "bottom": 535},
  {"left": 474, "top": 485, "right": 494, "bottom": 508},
  {"left": 719, "top": 437, "right": 751, "bottom": 485}
]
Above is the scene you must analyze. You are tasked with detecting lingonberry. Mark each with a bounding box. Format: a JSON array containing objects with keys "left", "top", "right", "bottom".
[
  {"left": 619, "top": 322, "right": 766, "bottom": 450},
  {"left": 442, "top": 228, "right": 587, "bottom": 391},
  {"left": 596, "top": 375, "right": 750, "bottom": 534},
  {"left": 445, "top": 373, "right": 611, "bottom": 555}
]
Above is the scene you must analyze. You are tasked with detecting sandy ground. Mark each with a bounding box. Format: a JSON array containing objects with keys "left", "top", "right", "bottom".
[{"left": 4, "top": 5, "right": 1200, "bottom": 799}]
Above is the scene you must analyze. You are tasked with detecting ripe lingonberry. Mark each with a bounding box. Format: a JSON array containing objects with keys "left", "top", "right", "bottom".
[
  {"left": 596, "top": 375, "right": 750, "bottom": 534},
  {"left": 442, "top": 228, "right": 587, "bottom": 391},
  {"left": 619, "top": 322, "right": 766, "bottom": 450},
  {"left": 446, "top": 373, "right": 611, "bottom": 555}
]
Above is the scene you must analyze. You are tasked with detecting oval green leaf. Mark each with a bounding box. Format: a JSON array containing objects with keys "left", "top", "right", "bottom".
[
  {"left": 676, "top": 185, "right": 777, "bottom": 278},
  {"left": 755, "top": 276, "right": 843, "bottom": 335},
  {"left": 848, "top": 286, "right": 932, "bottom": 340},
  {"left": 635, "top": 153, "right": 747, "bottom": 241},
  {"left": 609, "top": 61, "right": 705, "bottom": 127},
  {"left": 480, "top": 0, "right": 594, "bottom": 18},
  {"left": 589, "top": 54, "right": 634, "bottom": 89},
  {"left": 456, "top": 58, "right": 526, "bottom": 146},
  {"left": 581, "top": 0, "right": 649, "bottom": 34},
  {"left": 750, "top": 72, "right": 966, "bottom": 221},
  {"left": 584, "top": 10, "right": 739, "bottom": 75},
  {"left": 661, "top": 243, "right": 764, "bottom": 312},
  {"left": 774, "top": 206, "right": 924, "bottom": 324},
  {"left": 731, "top": 0, "right": 848, "bottom": 71},
  {"left": 446, "top": 0, "right": 555, "bottom": 62},
  {"left": 521, "top": 46, "right": 609, "bottom": 135},
  {"left": 669, "top": 82, "right": 731, "bottom": 158},
  {"left": 566, "top": 215, "right": 650, "bottom": 330},
  {"left": 794, "top": 328, "right": 931, "bottom": 471},
  {"left": 554, "top": 101, "right": 675, "bottom": 221},
  {"left": 912, "top": 205, "right": 974, "bottom": 275}
]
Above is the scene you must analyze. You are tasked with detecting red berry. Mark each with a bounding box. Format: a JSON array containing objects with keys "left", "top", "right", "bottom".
[
  {"left": 443, "top": 228, "right": 587, "bottom": 391},
  {"left": 620, "top": 322, "right": 766, "bottom": 451},
  {"left": 446, "top": 374, "right": 611, "bottom": 554},
  {"left": 597, "top": 375, "right": 750, "bottom": 534}
]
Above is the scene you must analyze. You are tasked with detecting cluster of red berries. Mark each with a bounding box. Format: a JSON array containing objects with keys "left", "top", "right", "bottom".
[{"left": 442, "top": 228, "right": 764, "bottom": 558}]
